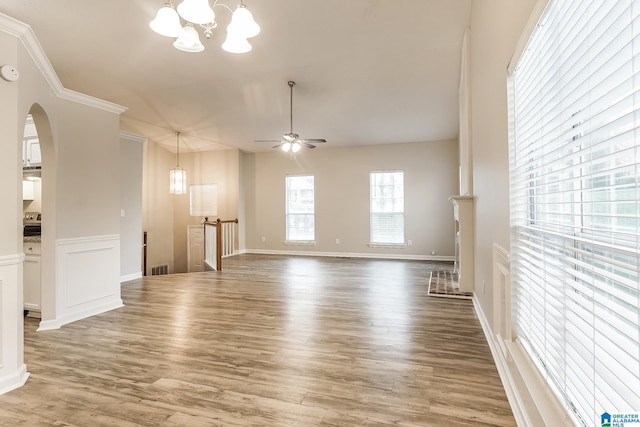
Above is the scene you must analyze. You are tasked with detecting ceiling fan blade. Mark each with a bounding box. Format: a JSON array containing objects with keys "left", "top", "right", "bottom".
[
  {"left": 302, "top": 142, "right": 317, "bottom": 149},
  {"left": 254, "top": 139, "right": 282, "bottom": 143},
  {"left": 272, "top": 143, "right": 284, "bottom": 149},
  {"left": 298, "top": 139, "right": 326, "bottom": 143}
]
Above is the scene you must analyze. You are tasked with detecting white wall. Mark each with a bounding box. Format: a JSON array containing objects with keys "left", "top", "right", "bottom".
[
  {"left": 469, "top": 0, "right": 536, "bottom": 318},
  {"left": 0, "top": 13, "right": 125, "bottom": 394},
  {"left": 244, "top": 140, "right": 458, "bottom": 258},
  {"left": 120, "top": 132, "right": 145, "bottom": 281}
]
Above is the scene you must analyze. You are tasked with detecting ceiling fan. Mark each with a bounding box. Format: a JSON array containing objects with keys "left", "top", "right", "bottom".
[{"left": 255, "top": 81, "right": 327, "bottom": 152}]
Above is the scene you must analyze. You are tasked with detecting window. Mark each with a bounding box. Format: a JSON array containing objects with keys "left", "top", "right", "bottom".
[
  {"left": 370, "top": 171, "right": 404, "bottom": 244},
  {"left": 509, "top": 1, "right": 640, "bottom": 426},
  {"left": 285, "top": 175, "right": 314, "bottom": 241}
]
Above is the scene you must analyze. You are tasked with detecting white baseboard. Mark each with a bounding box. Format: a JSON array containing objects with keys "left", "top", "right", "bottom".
[
  {"left": 473, "top": 296, "right": 572, "bottom": 427},
  {"left": 0, "top": 364, "right": 29, "bottom": 396},
  {"left": 245, "top": 249, "right": 454, "bottom": 262},
  {"left": 37, "top": 298, "right": 124, "bottom": 331},
  {"left": 120, "top": 272, "right": 142, "bottom": 283}
]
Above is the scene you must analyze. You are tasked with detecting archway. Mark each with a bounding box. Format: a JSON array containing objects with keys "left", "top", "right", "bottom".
[{"left": 23, "top": 104, "right": 57, "bottom": 328}]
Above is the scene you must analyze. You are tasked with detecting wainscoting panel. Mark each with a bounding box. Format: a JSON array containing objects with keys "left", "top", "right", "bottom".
[{"left": 41, "top": 235, "right": 123, "bottom": 331}]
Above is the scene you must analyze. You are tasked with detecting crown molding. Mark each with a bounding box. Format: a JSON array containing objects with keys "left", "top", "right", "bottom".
[
  {"left": 119, "top": 132, "right": 147, "bottom": 144},
  {"left": 0, "top": 12, "right": 127, "bottom": 115}
]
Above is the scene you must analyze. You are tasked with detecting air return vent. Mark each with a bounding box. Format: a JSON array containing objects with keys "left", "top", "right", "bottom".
[{"left": 151, "top": 264, "right": 168, "bottom": 275}]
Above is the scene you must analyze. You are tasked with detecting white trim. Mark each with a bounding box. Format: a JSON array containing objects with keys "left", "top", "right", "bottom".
[
  {"left": 246, "top": 249, "right": 454, "bottom": 262},
  {"left": 56, "top": 234, "right": 120, "bottom": 246},
  {"left": 284, "top": 240, "right": 316, "bottom": 246},
  {"left": 0, "top": 12, "right": 127, "bottom": 115},
  {"left": 120, "top": 272, "right": 142, "bottom": 283},
  {"left": 506, "top": 0, "right": 551, "bottom": 75},
  {"left": 0, "top": 364, "right": 29, "bottom": 396},
  {"left": 473, "top": 296, "right": 573, "bottom": 427},
  {"left": 119, "top": 132, "right": 147, "bottom": 144},
  {"left": 367, "top": 243, "right": 407, "bottom": 249},
  {"left": 0, "top": 253, "right": 24, "bottom": 267},
  {"left": 37, "top": 299, "right": 124, "bottom": 332}
]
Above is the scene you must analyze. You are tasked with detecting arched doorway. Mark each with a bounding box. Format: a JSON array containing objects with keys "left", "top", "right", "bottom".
[{"left": 22, "top": 104, "right": 56, "bottom": 329}]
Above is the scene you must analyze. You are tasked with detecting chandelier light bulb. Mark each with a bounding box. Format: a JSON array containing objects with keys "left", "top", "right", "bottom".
[
  {"left": 177, "top": 0, "right": 215, "bottom": 25},
  {"left": 291, "top": 142, "right": 301, "bottom": 153},
  {"left": 149, "top": 2, "right": 183, "bottom": 38},
  {"left": 230, "top": 4, "right": 260, "bottom": 38}
]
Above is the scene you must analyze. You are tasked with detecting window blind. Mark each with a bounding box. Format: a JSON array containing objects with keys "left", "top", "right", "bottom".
[
  {"left": 509, "top": 1, "right": 640, "bottom": 426},
  {"left": 286, "top": 175, "right": 314, "bottom": 241},
  {"left": 370, "top": 171, "right": 404, "bottom": 244}
]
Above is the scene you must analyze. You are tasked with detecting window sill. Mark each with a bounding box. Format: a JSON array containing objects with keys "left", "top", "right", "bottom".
[
  {"left": 368, "top": 243, "right": 406, "bottom": 249},
  {"left": 284, "top": 240, "right": 317, "bottom": 246}
]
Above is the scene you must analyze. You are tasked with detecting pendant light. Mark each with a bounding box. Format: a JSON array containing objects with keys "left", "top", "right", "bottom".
[{"left": 170, "top": 132, "right": 187, "bottom": 194}]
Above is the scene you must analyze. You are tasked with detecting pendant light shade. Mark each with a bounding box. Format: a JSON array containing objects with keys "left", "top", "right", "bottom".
[
  {"left": 230, "top": 4, "right": 260, "bottom": 38},
  {"left": 221, "top": 30, "right": 252, "bottom": 54},
  {"left": 149, "top": 2, "right": 183, "bottom": 37},
  {"left": 169, "top": 167, "right": 187, "bottom": 194},
  {"left": 176, "top": 0, "right": 215, "bottom": 25},
  {"left": 170, "top": 132, "right": 187, "bottom": 194},
  {"left": 173, "top": 24, "right": 205, "bottom": 52}
]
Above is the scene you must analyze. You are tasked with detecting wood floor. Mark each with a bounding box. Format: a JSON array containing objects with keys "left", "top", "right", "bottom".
[{"left": 1, "top": 254, "right": 515, "bottom": 426}]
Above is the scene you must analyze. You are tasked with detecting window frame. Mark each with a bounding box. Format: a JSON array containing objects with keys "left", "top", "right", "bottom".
[
  {"left": 285, "top": 174, "right": 315, "bottom": 243},
  {"left": 369, "top": 170, "right": 405, "bottom": 246}
]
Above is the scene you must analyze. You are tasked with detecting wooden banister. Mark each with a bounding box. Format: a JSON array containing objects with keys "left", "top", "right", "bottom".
[{"left": 203, "top": 218, "right": 238, "bottom": 271}]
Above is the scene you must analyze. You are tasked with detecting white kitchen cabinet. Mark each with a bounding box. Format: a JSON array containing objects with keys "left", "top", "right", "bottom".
[
  {"left": 22, "top": 180, "right": 35, "bottom": 200},
  {"left": 449, "top": 195, "right": 474, "bottom": 294},
  {"left": 22, "top": 138, "right": 41, "bottom": 167},
  {"left": 23, "top": 241, "right": 41, "bottom": 317}
]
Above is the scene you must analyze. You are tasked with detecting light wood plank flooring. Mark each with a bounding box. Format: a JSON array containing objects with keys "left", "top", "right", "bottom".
[{"left": 1, "top": 254, "right": 515, "bottom": 426}]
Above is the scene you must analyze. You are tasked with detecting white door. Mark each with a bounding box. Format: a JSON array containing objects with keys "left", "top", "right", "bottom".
[{"left": 187, "top": 225, "right": 204, "bottom": 272}]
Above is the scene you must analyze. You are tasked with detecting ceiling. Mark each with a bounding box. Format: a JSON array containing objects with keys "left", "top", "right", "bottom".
[{"left": 0, "top": 0, "right": 472, "bottom": 153}]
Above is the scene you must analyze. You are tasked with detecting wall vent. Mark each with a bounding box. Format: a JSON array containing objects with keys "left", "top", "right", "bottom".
[{"left": 151, "top": 264, "right": 169, "bottom": 275}]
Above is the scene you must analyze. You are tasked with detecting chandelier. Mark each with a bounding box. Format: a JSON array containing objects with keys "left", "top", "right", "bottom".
[{"left": 150, "top": 0, "right": 260, "bottom": 53}]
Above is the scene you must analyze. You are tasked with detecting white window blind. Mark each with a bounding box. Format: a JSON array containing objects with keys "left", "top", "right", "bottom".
[
  {"left": 509, "top": 1, "right": 640, "bottom": 426},
  {"left": 286, "top": 175, "right": 314, "bottom": 241},
  {"left": 370, "top": 171, "right": 404, "bottom": 244}
]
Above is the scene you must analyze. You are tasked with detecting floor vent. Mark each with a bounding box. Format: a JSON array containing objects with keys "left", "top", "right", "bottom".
[{"left": 151, "top": 264, "right": 169, "bottom": 275}]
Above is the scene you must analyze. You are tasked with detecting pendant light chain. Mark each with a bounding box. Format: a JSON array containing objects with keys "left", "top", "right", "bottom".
[{"left": 176, "top": 131, "right": 181, "bottom": 167}]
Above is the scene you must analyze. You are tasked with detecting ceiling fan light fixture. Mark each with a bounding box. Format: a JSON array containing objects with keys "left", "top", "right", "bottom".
[
  {"left": 230, "top": 3, "right": 260, "bottom": 38},
  {"left": 173, "top": 24, "right": 205, "bottom": 52},
  {"left": 176, "top": 0, "right": 215, "bottom": 25},
  {"left": 150, "top": 2, "right": 183, "bottom": 37},
  {"left": 221, "top": 30, "right": 252, "bottom": 53},
  {"left": 291, "top": 142, "right": 301, "bottom": 153},
  {"left": 281, "top": 142, "right": 292, "bottom": 152}
]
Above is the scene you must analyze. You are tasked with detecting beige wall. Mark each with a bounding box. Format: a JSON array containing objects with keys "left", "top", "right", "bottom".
[
  {"left": 469, "top": 0, "right": 537, "bottom": 317},
  {"left": 173, "top": 149, "right": 240, "bottom": 273},
  {"left": 142, "top": 143, "right": 241, "bottom": 274},
  {"left": 244, "top": 141, "right": 458, "bottom": 257},
  {"left": 142, "top": 139, "right": 175, "bottom": 274}
]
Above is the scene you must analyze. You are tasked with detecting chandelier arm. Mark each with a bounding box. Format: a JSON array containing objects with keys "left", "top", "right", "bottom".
[{"left": 211, "top": 0, "right": 234, "bottom": 14}]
